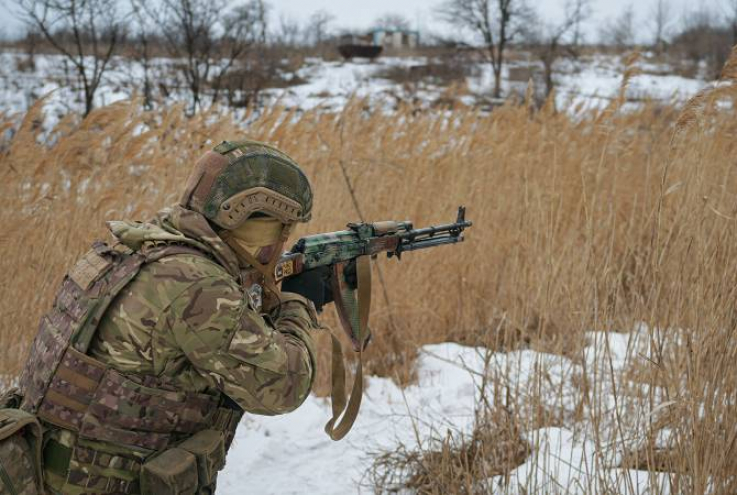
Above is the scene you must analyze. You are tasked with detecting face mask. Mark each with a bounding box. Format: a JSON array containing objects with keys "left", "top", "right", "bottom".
[{"left": 221, "top": 216, "right": 287, "bottom": 266}]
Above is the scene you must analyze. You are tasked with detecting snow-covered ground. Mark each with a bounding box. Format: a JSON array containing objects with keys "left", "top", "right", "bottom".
[
  {"left": 0, "top": 50, "right": 708, "bottom": 122},
  {"left": 554, "top": 57, "right": 705, "bottom": 112},
  {"left": 219, "top": 325, "right": 673, "bottom": 494}
]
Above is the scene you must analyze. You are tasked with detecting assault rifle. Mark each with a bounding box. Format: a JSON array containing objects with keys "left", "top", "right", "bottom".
[
  {"left": 275, "top": 206, "right": 472, "bottom": 281},
  {"left": 275, "top": 207, "right": 473, "bottom": 441}
]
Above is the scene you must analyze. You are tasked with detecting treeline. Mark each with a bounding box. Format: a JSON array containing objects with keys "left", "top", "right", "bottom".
[
  {"left": 10, "top": 0, "right": 344, "bottom": 115},
  {"left": 596, "top": 0, "right": 736, "bottom": 80},
  {"left": 6, "top": 0, "right": 737, "bottom": 115}
]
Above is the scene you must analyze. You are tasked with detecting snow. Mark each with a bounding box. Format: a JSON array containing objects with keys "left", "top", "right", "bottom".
[
  {"left": 497, "top": 427, "right": 671, "bottom": 495},
  {"left": 261, "top": 57, "right": 424, "bottom": 111},
  {"left": 553, "top": 56, "right": 705, "bottom": 112},
  {"left": 217, "top": 344, "right": 479, "bottom": 495},
  {"left": 0, "top": 50, "right": 710, "bottom": 122},
  {"left": 219, "top": 325, "right": 674, "bottom": 494}
]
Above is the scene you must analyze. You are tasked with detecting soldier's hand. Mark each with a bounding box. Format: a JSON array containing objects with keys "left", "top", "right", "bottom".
[
  {"left": 281, "top": 260, "right": 360, "bottom": 312},
  {"left": 281, "top": 265, "right": 334, "bottom": 312}
]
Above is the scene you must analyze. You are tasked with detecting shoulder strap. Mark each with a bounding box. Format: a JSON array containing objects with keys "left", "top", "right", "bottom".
[
  {"left": 0, "top": 408, "right": 43, "bottom": 488},
  {"left": 141, "top": 242, "right": 214, "bottom": 264},
  {"left": 70, "top": 246, "right": 146, "bottom": 352},
  {"left": 73, "top": 242, "right": 214, "bottom": 352},
  {"left": 323, "top": 255, "right": 372, "bottom": 441}
]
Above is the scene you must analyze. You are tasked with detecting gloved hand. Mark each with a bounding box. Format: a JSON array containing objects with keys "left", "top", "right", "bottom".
[
  {"left": 281, "top": 265, "right": 334, "bottom": 312},
  {"left": 280, "top": 260, "right": 358, "bottom": 312}
]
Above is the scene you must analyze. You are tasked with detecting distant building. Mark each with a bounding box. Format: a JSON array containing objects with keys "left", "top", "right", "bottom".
[
  {"left": 338, "top": 29, "right": 419, "bottom": 50},
  {"left": 336, "top": 28, "right": 419, "bottom": 60},
  {"left": 370, "top": 28, "right": 419, "bottom": 50},
  {"left": 338, "top": 33, "right": 374, "bottom": 46}
]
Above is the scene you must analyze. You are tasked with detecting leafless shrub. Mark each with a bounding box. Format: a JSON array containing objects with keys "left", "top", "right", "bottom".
[
  {"left": 526, "top": 0, "right": 591, "bottom": 98},
  {"left": 273, "top": 14, "right": 303, "bottom": 48},
  {"left": 14, "top": 0, "right": 126, "bottom": 115},
  {"left": 436, "top": 0, "right": 533, "bottom": 98},
  {"left": 150, "top": 0, "right": 268, "bottom": 112},
  {"left": 375, "top": 55, "right": 476, "bottom": 88},
  {"left": 218, "top": 47, "right": 306, "bottom": 109},
  {"left": 369, "top": 408, "right": 529, "bottom": 493},
  {"left": 16, "top": 27, "right": 42, "bottom": 72},
  {"left": 650, "top": 0, "right": 673, "bottom": 52},
  {"left": 368, "top": 351, "right": 530, "bottom": 494},
  {"left": 599, "top": 4, "right": 637, "bottom": 49},
  {"left": 306, "top": 9, "right": 334, "bottom": 57},
  {"left": 670, "top": 8, "right": 733, "bottom": 80}
]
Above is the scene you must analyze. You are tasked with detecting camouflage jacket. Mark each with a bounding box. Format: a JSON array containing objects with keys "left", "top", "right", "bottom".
[
  {"left": 39, "top": 205, "right": 318, "bottom": 494},
  {"left": 93, "top": 205, "right": 318, "bottom": 415}
]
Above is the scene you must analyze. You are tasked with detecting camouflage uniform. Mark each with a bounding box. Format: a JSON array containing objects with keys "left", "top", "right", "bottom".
[
  {"left": 93, "top": 206, "right": 317, "bottom": 417},
  {"left": 14, "top": 141, "right": 320, "bottom": 494}
]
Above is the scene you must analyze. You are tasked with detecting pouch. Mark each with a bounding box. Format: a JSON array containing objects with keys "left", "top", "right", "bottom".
[
  {"left": 140, "top": 448, "right": 198, "bottom": 495},
  {"left": 80, "top": 368, "right": 218, "bottom": 452},
  {"left": 0, "top": 408, "right": 43, "bottom": 495},
  {"left": 177, "top": 429, "right": 226, "bottom": 487}
]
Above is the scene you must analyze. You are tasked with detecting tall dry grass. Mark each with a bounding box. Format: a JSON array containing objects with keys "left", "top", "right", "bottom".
[{"left": 1, "top": 50, "right": 737, "bottom": 491}]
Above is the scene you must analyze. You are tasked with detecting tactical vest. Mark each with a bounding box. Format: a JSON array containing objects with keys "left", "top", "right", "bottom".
[{"left": 18, "top": 241, "right": 243, "bottom": 494}]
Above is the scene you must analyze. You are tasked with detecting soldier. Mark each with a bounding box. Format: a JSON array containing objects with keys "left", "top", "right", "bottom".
[{"left": 12, "top": 140, "right": 330, "bottom": 494}]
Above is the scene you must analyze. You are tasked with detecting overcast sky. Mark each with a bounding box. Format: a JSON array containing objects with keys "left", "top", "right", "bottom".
[
  {"left": 273, "top": 0, "right": 700, "bottom": 36},
  {"left": 0, "top": 0, "right": 725, "bottom": 41}
]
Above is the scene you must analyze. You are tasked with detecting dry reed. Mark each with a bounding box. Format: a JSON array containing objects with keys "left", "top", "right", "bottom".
[{"left": 1, "top": 50, "right": 737, "bottom": 492}]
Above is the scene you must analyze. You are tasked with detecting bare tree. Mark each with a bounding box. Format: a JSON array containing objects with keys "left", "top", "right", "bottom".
[
  {"left": 529, "top": 0, "right": 590, "bottom": 97},
  {"left": 599, "top": 4, "right": 636, "bottom": 48},
  {"left": 373, "top": 13, "right": 413, "bottom": 31},
  {"left": 14, "top": 0, "right": 126, "bottom": 115},
  {"left": 275, "top": 14, "right": 303, "bottom": 47},
  {"left": 157, "top": 0, "right": 219, "bottom": 111},
  {"left": 154, "top": 0, "right": 267, "bottom": 112},
  {"left": 130, "top": 0, "right": 153, "bottom": 109},
  {"left": 673, "top": 5, "right": 730, "bottom": 79},
  {"left": 245, "top": 0, "right": 268, "bottom": 45},
  {"left": 20, "top": 26, "right": 42, "bottom": 72},
  {"left": 650, "top": 0, "right": 672, "bottom": 51},
  {"left": 723, "top": 0, "right": 737, "bottom": 45},
  {"left": 436, "top": 0, "right": 532, "bottom": 99},
  {"left": 307, "top": 9, "right": 334, "bottom": 48},
  {"left": 214, "top": 2, "right": 269, "bottom": 105}
]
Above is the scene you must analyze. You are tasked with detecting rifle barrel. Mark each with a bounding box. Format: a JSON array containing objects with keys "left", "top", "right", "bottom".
[
  {"left": 400, "top": 221, "right": 473, "bottom": 240},
  {"left": 398, "top": 234, "right": 464, "bottom": 252}
]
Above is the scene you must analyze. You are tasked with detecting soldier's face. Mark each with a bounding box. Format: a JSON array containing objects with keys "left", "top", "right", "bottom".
[{"left": 221, "top": 215, "right": 289, "bottom": 267}]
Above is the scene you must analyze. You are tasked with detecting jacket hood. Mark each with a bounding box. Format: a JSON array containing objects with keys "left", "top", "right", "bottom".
[{"left": 107, "top": 205, "right": 241, "bottom": 278}]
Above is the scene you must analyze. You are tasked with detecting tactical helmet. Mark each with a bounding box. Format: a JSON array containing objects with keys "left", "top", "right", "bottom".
[{"left": 180, "top": 140, "right": 313, "bottom": 229}]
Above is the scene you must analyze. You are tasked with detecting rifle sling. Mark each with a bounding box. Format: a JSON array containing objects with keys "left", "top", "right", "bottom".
[
  {"left": 324, "top": 255, "right": 371, "bottom": 441},
  {"left": 228, "top": 227, "right": 369, "bottom": 440}
]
